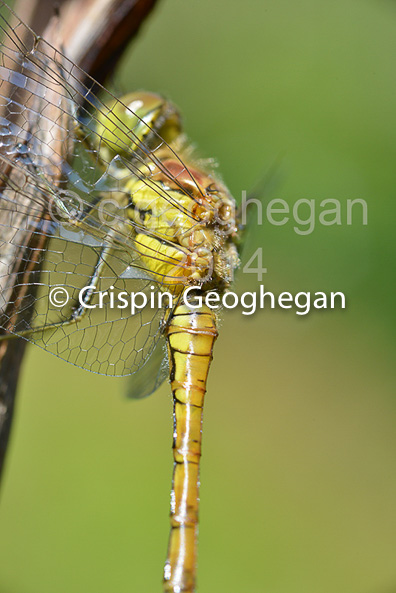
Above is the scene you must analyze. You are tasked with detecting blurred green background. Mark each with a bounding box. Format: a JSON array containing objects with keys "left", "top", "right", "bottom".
[{"left": 0, "top": 0, "right": 395, "bottom": 592}]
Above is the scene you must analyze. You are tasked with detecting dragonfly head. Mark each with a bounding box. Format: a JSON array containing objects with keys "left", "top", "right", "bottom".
[{"left": 95, "top": 91, "right": 182, "bottom": 161}]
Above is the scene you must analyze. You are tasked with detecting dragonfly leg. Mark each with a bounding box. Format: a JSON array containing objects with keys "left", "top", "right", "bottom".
[{"left": 64, "top": 240, "right": 112, "bottom": 324}]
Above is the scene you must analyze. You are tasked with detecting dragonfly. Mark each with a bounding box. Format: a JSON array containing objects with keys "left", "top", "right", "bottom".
[{"left": 0, "top": 2, "right": 241, "bottom": 591}]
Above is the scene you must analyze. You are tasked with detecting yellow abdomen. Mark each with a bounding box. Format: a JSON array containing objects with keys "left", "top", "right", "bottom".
[{"left": 163, "top": 303, "right": 218, "bottom": 593}]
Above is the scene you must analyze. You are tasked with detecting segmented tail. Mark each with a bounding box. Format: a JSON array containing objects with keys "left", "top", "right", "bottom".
[{"left": 163, "top": 303, "right": 218, "bottom": 593}]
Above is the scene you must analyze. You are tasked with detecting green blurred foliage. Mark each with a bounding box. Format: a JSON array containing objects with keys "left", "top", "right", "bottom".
[{"left": 0, "top": 1, "right": 395, "bottom": 592}]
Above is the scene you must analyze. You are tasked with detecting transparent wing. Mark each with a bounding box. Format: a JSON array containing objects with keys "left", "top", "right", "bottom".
[
  {"left": 0, "top": 218, "right": 169, "bottom": 376},
  {"left": 126, "top": 337, "right": 168, "bottom": 399},
  {"left": 0, "top": 2, "right": 207, "bottom": 378}
]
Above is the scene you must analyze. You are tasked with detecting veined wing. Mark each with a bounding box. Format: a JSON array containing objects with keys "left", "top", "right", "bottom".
[
  {"left": 126, "top": 336, "right": 168, "bottom": 399},
  {"left": 0, "top": 2, "right": 211, "bottom": 378}
]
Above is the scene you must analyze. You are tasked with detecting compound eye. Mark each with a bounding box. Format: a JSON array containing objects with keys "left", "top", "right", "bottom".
[
  {"left": 124, "top": 92, "right": 182, "bottom": 147},
  {"left": 96, "top": 91, "right": 182, "bottom": 158}
]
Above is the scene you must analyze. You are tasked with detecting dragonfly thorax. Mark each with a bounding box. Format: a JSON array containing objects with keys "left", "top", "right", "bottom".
[
  {"left": 124, "top": 151, "right": 240, "bottom": 291},
  {"left": 95, "top": 91, "right": 241, "bottom": 292}
]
